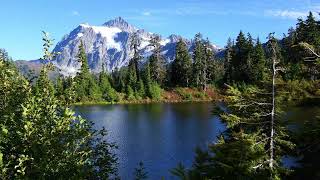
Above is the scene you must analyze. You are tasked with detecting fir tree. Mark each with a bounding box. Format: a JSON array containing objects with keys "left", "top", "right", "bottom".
[
  {"left": 130, "top": 32, "right": 142, "bottom": 81},
  {"left": 127, "top": 59, "right": 138, "bottom": 91},
  {"left": 134, "top": 162, "right": 148, "bottom": 180},
  {"left": 126, "top": 84, "right": 135, "bottom": 101},
  {"left": 142, "top": 62, "right": 162, "bottom": 100},
  {"left": 192, "top": 33, "right": 205, "bottom": 88},
  {"left": 171, "top": 38, "right": 192, "bottom": 87},
  {"left": 137, "top": 79, "right": 146, "bottom": 98},
  {"left": 149, "top": 34, "right": 166, "bottom": 85},
  {"left": 98, "top": 69, "right": 118, "bottom": 102},
  {"left": 74, "top": 41, "right": 101, "bottom": 101},
  {"left": 296, "top": 12, "right": 320, "bottom": 48},
  {"left": 251, "top": 37, "right": 267, "bottom": 82},
  {"left": 224, "top": 38, "right": 234, "bottom": 83},
  {"left": 202, "top": 38, "right": 213, "bottom": 90},
  {"left": 232, "top": 31, "right": 251, "bottom": 82}
]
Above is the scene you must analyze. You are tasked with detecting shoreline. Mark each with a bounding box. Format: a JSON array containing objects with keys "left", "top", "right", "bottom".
[
  {"left": 72, "top": 87, "right": 224, "bottom": 106},
  {"left": 72, "top": 97, "right": 222, "bottom": 106}
]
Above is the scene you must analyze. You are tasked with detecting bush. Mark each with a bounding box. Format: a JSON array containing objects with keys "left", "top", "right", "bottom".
[
  {"left": 103, "top": 87, "right": 119, "bottom": 102},
  {"left": 279, "top": 80, "right": 318, "bottom": 101},
  {"left": 0, "top": 60, "right": 118, "bottom": 179},
  {"left": 176, "top": 88, "right": 193, "bottom": 101},
  {"left": 148, "top": 82, "right": 162, "bottom": 100},
  {"left": 137, "top": 79, "right": 146, "bottom": 98},
  {"left": 126, "top": 85, "right": 136, "bottom": 101},
  {"left": 194, "top": 91, "right": 206, "bottom": 99}
]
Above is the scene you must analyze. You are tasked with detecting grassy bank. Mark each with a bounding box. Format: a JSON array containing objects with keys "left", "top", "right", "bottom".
[{"left": 73, "top": 87, "right": 222, "bottom": 106}]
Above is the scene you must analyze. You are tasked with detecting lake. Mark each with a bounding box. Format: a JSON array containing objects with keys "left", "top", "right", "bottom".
[
  {"left": 74, "top": 101, "right": 320, "bottom": 179},
  {"left": 75, "top": 102, "right": 225, "bottom": 179}
]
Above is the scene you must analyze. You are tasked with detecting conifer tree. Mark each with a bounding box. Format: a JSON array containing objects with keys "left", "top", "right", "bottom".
[
  {"left": 143, "top": 62, "right": 152, "bottom": 98},
  {"left": 142, "top": 62, "right": 162, "bottom": 100},
  {"left": 126, "top": 84, "right": 135, "bottom": 100},
  {"left": 296, "top": 12, "right": 320, "bottom": 48},
  {"left": 224, "top": 38, "right": 234, "bottom": 83},
  {"left": 98, "top": 68, "right": 118, "bottom": 102},
  {"left": 78, "top": 42, "right": 90, "bottom": 74},
  {"left": 192, "top": 33, "right": 205, "bottom": 88},
  {"left": 127, "top": 60, "right": 138, "bottom": 91},
  {"left": 232, "top": 31, "right": 251, "bottom": 82},
  {"left": 74, "top": 41, "right": 101, "bottom": 101},
  {"left": 202, "top": 38, "right": 214, "bottom": 89},
  {"left": 171, "top": 38, "right": 192, "bottom": 87},
  {"left": 137, "top": 79, "right": 146, "bottom": 98},
  {"left": 130, "top": 32, "right": 142, "bottom": 81},
  {"left": 207, "top": 58, "right": 224, "bottom": 85},
  {"left": 251, "top": 38, "right": 267, "bottom": 82},
  {"left": 246, "top": 33, "right": 254, "bottom": 80},
  {"left": 149, "top": 34, "right": 166, "bottom": 85},
  {"left": 134, "top": 162, "right": 148, "bottom": 180}
]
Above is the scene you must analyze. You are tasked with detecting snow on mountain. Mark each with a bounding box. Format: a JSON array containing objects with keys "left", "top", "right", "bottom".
[
  {"left": 79, "top": 23, "right": 122, "bottom": 50},
  {"left": 50, "top": 17, "right": 220, "bottom": 76}
]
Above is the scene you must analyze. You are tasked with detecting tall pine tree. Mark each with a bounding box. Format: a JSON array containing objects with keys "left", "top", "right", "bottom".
[
  {"left": 74, "top": 42, "right": 101, "bottom": 101},
  {"left": 224, "top": 38, "right": 234, "bottom": 84},
  {"left": 192, "top": 33, "right": 205, "bottom": 88},
  {"left": 251, "top": 37, "right": 267, "bottom": 83},
  {"left": 149, "top": 34, "right": 166, "bottom": 85},
  {"left": 171, "top": 38, "right": 192, "bottom": 87}
]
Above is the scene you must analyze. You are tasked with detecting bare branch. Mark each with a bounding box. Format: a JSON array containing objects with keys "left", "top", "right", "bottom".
[
  {"left": 253, "top": 160, "right": 270, "bottom": 169},
  {"left": 303, "top": 43, "right": 320, "bottom": 58},
  {"left": 257, "top": 113, "right": 272, "bottom": 117},
  {"left": 276, "top": 68, "right": 286, "bottom": 72},
  {"left": 253, "top": 138, "right": 270, "bottom": 146},
  {"left": 239, "top": 121, "right": 270, "bottom": 125},
  {"left": 237, "top": 102, "right": 272, "bottom": 109}
]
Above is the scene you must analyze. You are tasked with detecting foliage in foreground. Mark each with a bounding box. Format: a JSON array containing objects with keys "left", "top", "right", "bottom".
[{"left": 0, "top": 42, "right": 118, "bottom": 179}]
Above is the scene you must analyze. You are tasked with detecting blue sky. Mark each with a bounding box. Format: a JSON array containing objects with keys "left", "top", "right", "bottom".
[{"left": 0, "top": 0, "right": 319, "bottom": 60}]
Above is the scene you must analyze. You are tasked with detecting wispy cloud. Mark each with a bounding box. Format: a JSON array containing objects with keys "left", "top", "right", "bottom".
[
  {"left": 264, "top": 9, "right": 307, "bottom": 19},
  {"left": 264, "top": 7, "right": 320, "bottom": 20},
  {"left": 129, "top": 2, "right": 258, "bottom": 17},
  {"left": 142, "top": 11, "right": 151, "bottom": 16},
  {"left": 126, "top": 0, "right": 319, "bottom": 24},
  {"left": 72, "top": 10, "right": 80, "bottom": 16}
]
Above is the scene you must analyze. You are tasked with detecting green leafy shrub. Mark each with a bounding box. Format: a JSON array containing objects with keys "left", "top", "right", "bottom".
[
  {"left": 0, "top": 38, "right": 118, "bottom": 179},
  {"left": 126, "top": 85, "right": 136, "bottom": 101},
  {"left": 176, "top": 88, "right": 193, "bottom": 101},
  {"left": 194, "top": 91, "right": 207, "bottom": 99},
  {"left": 148, "top": 82, "right": 162, "bottom": 100}
]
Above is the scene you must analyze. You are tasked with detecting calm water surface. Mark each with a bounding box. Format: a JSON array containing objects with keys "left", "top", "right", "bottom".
[
  {"left": 75, "top": 102, "right": 320, "bottom": 179},
  {"left": 75, "top": 102, "right": 225, "bottom": 179}
]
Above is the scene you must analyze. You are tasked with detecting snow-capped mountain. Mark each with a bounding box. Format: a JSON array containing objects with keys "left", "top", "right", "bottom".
[{"left": 49, "top": 17, "right": 220, "bottom": 76}]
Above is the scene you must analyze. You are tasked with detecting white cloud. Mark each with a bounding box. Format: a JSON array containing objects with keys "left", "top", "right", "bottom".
[
  {"left": 72, "top": 11, "right": 80, "bottom": 16},
  {"left": 265, "top": 10, "right": 309, "bottom": 19},
  {"left": 142, "top": 11, "right": 151, "bottom": 16}
]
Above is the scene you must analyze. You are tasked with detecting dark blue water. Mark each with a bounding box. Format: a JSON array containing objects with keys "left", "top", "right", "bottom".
[{"left": 75, "top": 102, "right": 225, "bottom": 179}]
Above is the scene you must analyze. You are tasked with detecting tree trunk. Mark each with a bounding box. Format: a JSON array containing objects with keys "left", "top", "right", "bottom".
[{"left": 269, "top": 46, "right": 276, "bottom": 170}]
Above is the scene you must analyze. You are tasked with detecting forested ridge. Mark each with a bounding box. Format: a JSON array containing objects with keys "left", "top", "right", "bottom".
[{"left": 0, "top": 11, "right": 319, "bottom": 179}]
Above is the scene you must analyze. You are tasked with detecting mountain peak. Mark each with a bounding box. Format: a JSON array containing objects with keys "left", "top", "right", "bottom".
[{"left": 103, "top": 17, "right": 137, "bottom": 32}]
